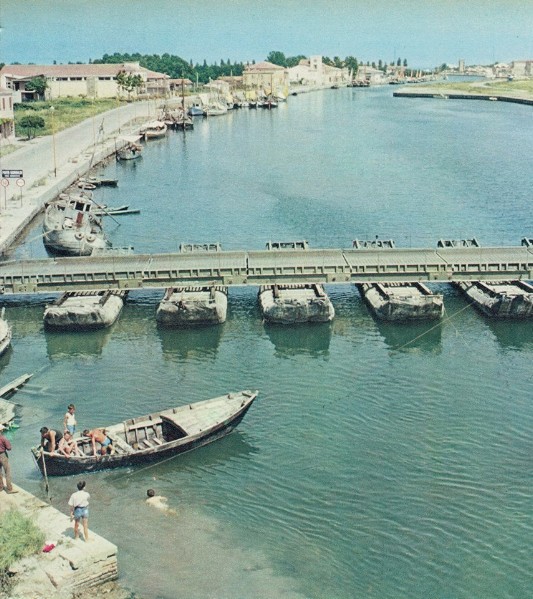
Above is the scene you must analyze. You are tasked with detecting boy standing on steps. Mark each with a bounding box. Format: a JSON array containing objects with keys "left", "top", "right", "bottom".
[{"left": 68, "top": 480, "right": 90, "bottom": 541}]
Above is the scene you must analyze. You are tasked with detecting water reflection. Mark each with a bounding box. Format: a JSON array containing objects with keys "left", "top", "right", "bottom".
[
  {"left": 376, "top": 320, "right": 443, "bottom": 353},
  {"left": 487, "top": 319, "right": 533, "bottom": 351},
  {"left": 45, "top": 328, "right": 113, "bottom": 359},
  {"left": 265, "top": 322, "right": 332, "bottom": 358},
  {"left": 157, "top": 324, "right": 223, "bottom": 362}
]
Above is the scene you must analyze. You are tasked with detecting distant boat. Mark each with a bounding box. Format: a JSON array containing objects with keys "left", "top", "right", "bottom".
[
  {"left": 187, "top": 104, "right": 204, "bottom": 117},
  {"left": 0, "top": 308, "right": 12, "bottom": 357},
  {"left": 203, "top": 101, "right": 228, "bottom": 116},
  {"left": 93, "top": 205, "right": 140, "bottom": 216},
  {"left": 78, "top": 176, "right": 118, "bottom": 188},
  {"left": 117, "top": 135, "right": 143, "bottom": 160},
  {"left": 140, "top": 120, "right": 168, "bottom": 139},
  {"left": 42, "top": 192, "right": 110, "bottom": 256},
  {"left": 31, "top": 390, "right": 258, "bottom": 476}
]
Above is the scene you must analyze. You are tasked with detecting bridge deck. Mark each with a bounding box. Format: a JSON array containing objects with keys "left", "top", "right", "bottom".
[{"left": 0, "top": 246, "right": 531, "bottom": 294}]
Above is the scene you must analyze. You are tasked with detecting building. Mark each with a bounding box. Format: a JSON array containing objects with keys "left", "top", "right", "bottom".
[
  {"left": 510, "top": 60, "right": 533, "bottom": 78},
  {"left": 288, "top": 56, "right": 350, "bottom": 87},
  {"left": 242, "top": 61, "right": 289, "bottom": 95},
  {"left": 0, "top": 87, "right": 15, "bottom": 141},
  {"left": 0, "top": 63, "right": 170, "bottom": 101}
]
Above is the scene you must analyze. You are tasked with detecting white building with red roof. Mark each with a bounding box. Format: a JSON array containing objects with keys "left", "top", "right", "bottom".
[
  {"left": 0, "top": 62, "right": 169, "bottom": 102},
  {"left": 242, "top": 61, "right": 289, "bottom": 95},
  {"left": 0, "top": 87, "right": 15, "bottom": 141}
]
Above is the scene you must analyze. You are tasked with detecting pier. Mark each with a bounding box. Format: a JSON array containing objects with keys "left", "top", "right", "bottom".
[{"left": 0, "top": 245, "right": 531, "bottom": 294}]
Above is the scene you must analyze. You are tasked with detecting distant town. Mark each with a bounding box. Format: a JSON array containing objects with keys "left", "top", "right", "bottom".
[{"left": 0, "top": 53, "right": 531, "bottom": 143}]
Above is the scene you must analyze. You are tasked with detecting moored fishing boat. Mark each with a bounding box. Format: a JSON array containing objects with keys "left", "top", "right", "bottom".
[
  {"left": 117, "top": 135, "right": 143, "bottom": 160},
  {"left": 42, "top": 192, "right": 111, "bottom": 256},
  {"left": 140, "top": 120, "right": 167, "bottom": 139},
  {"left": 31, "top": 390, "right": 258, "bottom": 475}
]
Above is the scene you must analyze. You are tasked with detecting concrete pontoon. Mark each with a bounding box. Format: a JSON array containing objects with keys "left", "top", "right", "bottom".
[
  {"left": 353, "top": 238, "right": 395, "bottom": 249},
  {"left": 259, "top": 283, "right": 335, "bottom": 324},
  {"left": 359, "top": 282, "right": 444, "bottom": 321},
  {"left": 0, "top": 308, "right": 12, "bottom": 357},
  {"left": 43, "top": 290, "right": 127, "bottom": 330},
  {"left": 456, "top": 280, "right": 533, "bottom": 318},
  {"left": 156, "top": 286, "right": 228, "bottom": 326}
]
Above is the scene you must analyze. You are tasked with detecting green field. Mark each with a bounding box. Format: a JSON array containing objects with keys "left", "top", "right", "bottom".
[{"left": 14, "top": 97, "right": 128, "bottom": 137}]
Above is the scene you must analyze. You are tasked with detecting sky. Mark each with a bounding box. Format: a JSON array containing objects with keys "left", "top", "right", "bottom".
[{"left": 1, "top": 0, "right": 532, "bottom": 68}]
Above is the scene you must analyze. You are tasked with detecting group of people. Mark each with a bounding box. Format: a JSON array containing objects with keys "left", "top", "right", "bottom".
[{"left": 40, "top": 404, "right": 115, "bottom": 458}]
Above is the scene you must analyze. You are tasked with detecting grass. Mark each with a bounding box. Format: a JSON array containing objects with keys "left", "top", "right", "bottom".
[
  {"left": 14, "top": 96, "right": 128, "bottom": 138},
  {"left": 0, "top": 509, "right": 45, "bottom": 593},
  {"left": 421, "top": 79, "right": 533, "bottom": 97}
]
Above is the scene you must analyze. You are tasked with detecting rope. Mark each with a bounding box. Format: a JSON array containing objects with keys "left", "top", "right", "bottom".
[{"left": 394, "top": 300, "right": 475, "bottom": 351}]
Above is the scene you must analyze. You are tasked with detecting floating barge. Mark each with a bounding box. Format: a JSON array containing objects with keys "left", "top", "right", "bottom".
[
  {"left": 358, "top": 282, "right": 444, "bottom": 321},
  {"left": 43, "top": 291, "right": 127, "bottom": 330},
  {"left": 156, "top": 286, "right": 228, "bottom": 326},
  {"left": 259, "top": 284, "right": 335, "bottom": 324},
  {"left": 456, "top": 280, "right": 533, "bottom": 318}
]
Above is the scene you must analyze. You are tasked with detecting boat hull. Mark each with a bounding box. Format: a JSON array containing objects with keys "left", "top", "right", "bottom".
[{"left": 31, "top": 391, "right": 257, "bottom": 476}]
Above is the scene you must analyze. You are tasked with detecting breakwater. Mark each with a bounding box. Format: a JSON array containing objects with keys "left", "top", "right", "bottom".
[{"left": 393, "top": 90, "right": 533, "bottom": 105}]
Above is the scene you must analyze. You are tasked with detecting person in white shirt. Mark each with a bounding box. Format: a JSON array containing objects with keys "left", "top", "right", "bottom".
[
  {"left": 63, "top": 404, "right": 77, "bottom": 435},
  {"left": 68, "top": 480, "right": 90, "bottom": 541}
]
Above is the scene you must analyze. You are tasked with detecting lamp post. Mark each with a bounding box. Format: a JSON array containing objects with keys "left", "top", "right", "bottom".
[{"left": 49, "top": 106, "right": 57, "bottom": 177}]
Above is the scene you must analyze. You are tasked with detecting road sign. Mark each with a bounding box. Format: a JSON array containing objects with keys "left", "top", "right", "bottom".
[
  {"left": 15, "top": 178, "right": 25, "bottom": 187},
  {"left": 0, "top": 179, "right": 9, "bottom": 188},
  {"left": 1, "top": 169, "right": 23, "bottom": 179}
]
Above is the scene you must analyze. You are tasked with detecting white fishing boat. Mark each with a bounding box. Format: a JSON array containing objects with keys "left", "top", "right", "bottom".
[
  {"left": 0, "top": 308, "right": 12, "bottom": 357},
  {"left": 42, "top": 192, "right": 111, "bottom": 256}
]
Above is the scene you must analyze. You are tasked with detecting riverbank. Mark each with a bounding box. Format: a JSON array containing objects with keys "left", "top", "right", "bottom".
[{"left": 0, "top": 485, "right": 121, "bottom": 599}]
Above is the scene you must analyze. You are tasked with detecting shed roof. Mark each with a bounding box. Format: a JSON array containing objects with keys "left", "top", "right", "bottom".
[{"left": 0, "top": 63, "right": 168, "bottom": 80}]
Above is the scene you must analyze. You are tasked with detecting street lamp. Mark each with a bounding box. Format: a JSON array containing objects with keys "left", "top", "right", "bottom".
[{"left": 50, "top": 106, "right": 57, "bottom": 177}]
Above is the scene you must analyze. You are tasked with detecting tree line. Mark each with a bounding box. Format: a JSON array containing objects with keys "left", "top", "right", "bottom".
[{"left": 91, "top": 51, "right": 408, "bottom": 83}]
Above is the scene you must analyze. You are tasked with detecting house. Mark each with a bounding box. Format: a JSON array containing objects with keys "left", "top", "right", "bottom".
[
  {"left": 0, "top": 87, "right": 15, "bottom": 141},
  {"left": 242, "top": 61, "right": 289, "bottom": 95},
  {"left": 288, "top": 56, "right": 349, "bottom": 88},
  {"left": 510, "top": 60, "right": 533, "bottom": 78},
  {"left": 0, "top": 62, "right": 170, "bottom": 101},
  {"left": 168, "top": 78, "right": 193, "bottom": 94}
]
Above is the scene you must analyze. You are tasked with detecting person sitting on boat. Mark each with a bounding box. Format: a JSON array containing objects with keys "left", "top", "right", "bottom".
[
  {"left": 40, "top": 427, "right": 63, "bottom": 456},
  {"left": 58, "top": 431, "right": 82, "bottom": 458},
  {"left": 83, "top": 428, "right": 114, "bottom": 457}
]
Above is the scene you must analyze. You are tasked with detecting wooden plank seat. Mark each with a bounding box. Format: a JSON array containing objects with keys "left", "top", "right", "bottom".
[{"left": 106, "top": 432, "right": 135, "bottom": 454}]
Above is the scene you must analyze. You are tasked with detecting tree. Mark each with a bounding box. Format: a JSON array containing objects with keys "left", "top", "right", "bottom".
[
  {"left": 18, "top": 115, "right": 45, "bottom": 139},
  {"left": 266, "top": 51, "right": 287, "bottom": 67},
  {"left": 25, "top": 76, "right": 47, "bottom": 100},
  {"left": 403, "top": 59, "right": 408, "bottom": 67},
  {"left": 287, "top": 55, "right": 307, "bottom": 67},
  {"left": 116, "top": 71, "right": 143, "bottom": 98},
  {"left": 397, "top": 57, "right": 402, "bottom": 67}
]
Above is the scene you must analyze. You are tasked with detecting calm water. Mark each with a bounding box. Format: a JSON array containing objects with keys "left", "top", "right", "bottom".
[{"left": 4, "top": 87, "right": 533, "bottom": 599}]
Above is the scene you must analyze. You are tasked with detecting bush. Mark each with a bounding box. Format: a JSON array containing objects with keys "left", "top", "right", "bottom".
[{"left": 0, "top": 509, "right": 44, "bottom": 591}]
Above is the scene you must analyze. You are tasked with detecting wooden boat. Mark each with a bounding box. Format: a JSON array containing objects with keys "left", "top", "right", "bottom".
[
  {"left": 93, "top": 205, "right": 140, "bottom": 216},
  {"left": 78, "top": 176, "right": 118, "bottom": 188},
  {"left": 0, "top": 307, "right": 12, "bottom": 357},
  {"left": 43, "top": 290, "right": 128, "bottom": 330},
  {"left": 358, "top": 282, "right": 444, "bottom": 321},
  {"left": 31, "top": 390, "right": 258, "bottom": 476},
  {"left": 140, "top": 120, "right": 167, "bottom": 139},
  {"left": 156, "top": 286, "right": 228, "bottom": 326},
  {"left": 456, "top": 281, "right": 533, "bottom": 318},
  {"left": 259, "top": 284, "right": 335, "bottom": 324},
  {"left": 117, "top": 135, "right": 143, "bottom": 160},
  {"left": 42, "top": 192, "right": 111, "bottom": 256}
]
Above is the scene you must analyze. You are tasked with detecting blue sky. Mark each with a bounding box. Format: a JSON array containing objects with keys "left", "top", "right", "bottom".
[{"left": 1, "top": 0, "right": 532, "bottom": 68}]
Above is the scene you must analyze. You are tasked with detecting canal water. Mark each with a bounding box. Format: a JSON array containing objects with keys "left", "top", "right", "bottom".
[{"left": 4, "top": 86, "right": 532, "bottom": 599}]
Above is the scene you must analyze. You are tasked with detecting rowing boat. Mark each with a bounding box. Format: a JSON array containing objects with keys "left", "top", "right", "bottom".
[{"left": 31, "top": 390, "right": 257, "bottom": 475}]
